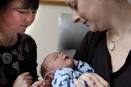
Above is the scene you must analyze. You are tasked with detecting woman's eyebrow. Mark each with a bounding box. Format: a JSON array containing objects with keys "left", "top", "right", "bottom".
[
  {"left": 73, "top": 0, "right": 78, "bottom": 9},
  {"left": 67, "top": 0, "right": 77, "bottom": 9}
]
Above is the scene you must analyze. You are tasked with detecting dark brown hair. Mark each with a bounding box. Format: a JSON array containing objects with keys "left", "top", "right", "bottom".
[{"left": 0, "top": 0, "right": 39, "bottom": 11}]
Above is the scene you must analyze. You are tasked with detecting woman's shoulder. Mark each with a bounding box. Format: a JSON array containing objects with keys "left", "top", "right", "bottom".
[
  {"left": 18, "top": 33, "right": 35, "bottom": 43},
  {"left": 17, "top": 33, "right": 36, "bottom": 47},
  {"left": 85, "top": 31, "right": 106, "bottom": 40},
  {"left": 83, "top": 31, "right": 106, "bottom": 45},
  {"left": 18, "top": 33, "right": 33, "bottom": 40}
]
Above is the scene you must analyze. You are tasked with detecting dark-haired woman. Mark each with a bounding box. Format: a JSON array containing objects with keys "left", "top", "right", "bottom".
[{"left": 0, "top": 0, "right": 39, "bottom": 86}]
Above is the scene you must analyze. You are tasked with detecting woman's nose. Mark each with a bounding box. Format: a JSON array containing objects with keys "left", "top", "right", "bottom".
[
  {"left": 24, "top": 11, "right": 35, "bottom": 25},
  {"left": 72, "top": 11, "right": 81, "bottom": 23},
  {"left": 72, "top": 11, "right": 87, "bottom": 24}
]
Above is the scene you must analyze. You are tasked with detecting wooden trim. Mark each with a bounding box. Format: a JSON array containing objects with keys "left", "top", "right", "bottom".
[{"left": 40, "top": 0, "right": 66, "bottom": 5}]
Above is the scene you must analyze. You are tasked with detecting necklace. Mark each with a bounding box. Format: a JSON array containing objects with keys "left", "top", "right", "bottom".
[
  {"left": 107, "top": 25, "right": 131, "bottom": 51},
  {"left": 107, "top": 31, "right": 119, "bottom": 51},
  {"left": 107, "top": 39, "right": 115, "bottom": 51}
]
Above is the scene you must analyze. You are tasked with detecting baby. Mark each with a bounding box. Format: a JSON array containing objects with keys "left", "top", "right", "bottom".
[{"left": 41, "top": 52, "right": 94, "bottom": 87}]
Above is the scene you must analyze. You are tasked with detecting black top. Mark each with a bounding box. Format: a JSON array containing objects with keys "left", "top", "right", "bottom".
[
  {"left": 74, "top": 31, "right": 131, "bottom": 87},
  {"left": 0, "top": 33, "right": 38, "bottom": 87}
]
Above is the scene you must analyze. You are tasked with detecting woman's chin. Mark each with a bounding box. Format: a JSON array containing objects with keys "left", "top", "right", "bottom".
[{"left": 89, "top": 27, "right": 98, "bottom": 32}]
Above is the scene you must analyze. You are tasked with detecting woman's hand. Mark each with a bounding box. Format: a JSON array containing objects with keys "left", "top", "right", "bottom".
[
  {"left": 31, "top": 80, "right": 51, "bottom": 87},
  {"left": 13, "top": 72, "right": 33, "bottom": 87},
  {"left": 75, "top": 73, "right": 110, "bottom": 87}
]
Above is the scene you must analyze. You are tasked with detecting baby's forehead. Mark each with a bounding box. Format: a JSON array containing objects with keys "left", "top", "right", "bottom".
[
  {"left": 48, "top": 52, "right": 59, "bottom": 57},
  {"left": 45, "top": 52, "right": 59, "bottom": 60}
]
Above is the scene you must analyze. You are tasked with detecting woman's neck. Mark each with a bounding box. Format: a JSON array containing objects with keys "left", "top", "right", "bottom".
[
  {"left": 109, "top": 0, "right": 131, "bottom": 36},
  {"left": 0, "top": 32, "right": 17, "bottom": 46},
  {"left": 109, "top": 3, "right": 131, "bottom": 38}
]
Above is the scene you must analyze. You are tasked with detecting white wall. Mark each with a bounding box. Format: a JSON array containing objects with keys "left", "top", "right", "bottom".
[{"left": 25, "top": 4, "right": 72, "bottom": 78}]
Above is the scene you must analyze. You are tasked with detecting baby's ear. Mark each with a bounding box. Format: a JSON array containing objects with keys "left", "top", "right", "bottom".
[
  {"left": 47, "top": 71, "right": 54, "bottom": 79},
  {"left": 44, "top": 71, "right": 54, "bottom": 80}
]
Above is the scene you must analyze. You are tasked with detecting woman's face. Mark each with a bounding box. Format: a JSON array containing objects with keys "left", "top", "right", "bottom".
[
  {"left": 0, "top": 0, "right": 37, "bottom": 33},
  {"left": 66, "top": 0, "right": 112, "bottom": 32}
]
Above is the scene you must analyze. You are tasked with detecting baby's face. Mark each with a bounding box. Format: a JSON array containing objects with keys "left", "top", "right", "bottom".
[{"left": 45, "top": 52, "right": 74, "bottom": 72}]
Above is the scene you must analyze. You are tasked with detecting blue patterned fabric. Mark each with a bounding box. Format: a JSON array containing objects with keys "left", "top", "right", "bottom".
[{"left": 52, "top": 61, "right": 94, "bottom": 87}]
